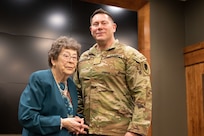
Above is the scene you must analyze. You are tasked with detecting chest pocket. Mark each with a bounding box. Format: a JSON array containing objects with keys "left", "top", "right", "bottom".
[
  {"left": 103, "top": 54, "right": 125, "bottom": 75},
  {"left": 78, "top": 54, "right": 126, "bottom": 79}
]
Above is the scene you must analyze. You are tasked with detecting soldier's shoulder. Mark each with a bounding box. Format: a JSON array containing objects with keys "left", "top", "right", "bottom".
[
  {"left": 120, "top": 44, "right": 146, "bottom": 62},
  {"left": 121, "top": 44, "right": 150, "bottom": 75}
]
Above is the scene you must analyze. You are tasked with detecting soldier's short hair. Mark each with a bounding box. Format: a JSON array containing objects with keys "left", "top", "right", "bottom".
[{"left": 90, "top": 8, "right": 115, "bottom": 23}]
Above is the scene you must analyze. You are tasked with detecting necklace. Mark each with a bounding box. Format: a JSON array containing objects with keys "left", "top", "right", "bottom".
[
  {"left": 57, "top": 81, "right": 67, "bottom": 94},
  {"left": 56, "top": 81, "right": 73, "bottom": 104},
  {"left": 52, "top": 71, "right": 73, "bottom": 117}
]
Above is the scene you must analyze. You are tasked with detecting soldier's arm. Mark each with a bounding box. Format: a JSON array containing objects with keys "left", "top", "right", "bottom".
[
  {"left": 125, "top": 51, "right": 152, "bottom": 136},
  {"left": 73, "top": 71, "right": 84, "bottom": 115}
]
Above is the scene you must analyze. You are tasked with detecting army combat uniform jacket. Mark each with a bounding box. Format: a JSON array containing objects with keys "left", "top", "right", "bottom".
[{"left": 74, "top": 40, "right": 152, "bottom": 136}]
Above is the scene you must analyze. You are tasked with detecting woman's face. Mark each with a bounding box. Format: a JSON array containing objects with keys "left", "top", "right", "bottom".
[{"left": 52, "top": 48, "right": 78, "bottom": 76}]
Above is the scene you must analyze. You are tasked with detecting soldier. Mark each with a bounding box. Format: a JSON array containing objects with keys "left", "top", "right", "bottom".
[{"left": 74, "top": 8, "right": 152, "bottom": 136}]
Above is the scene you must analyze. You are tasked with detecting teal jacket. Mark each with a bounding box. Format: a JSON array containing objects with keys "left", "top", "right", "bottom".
[{"left": 18, "top": 69, "right": 78, "bottom": 136}]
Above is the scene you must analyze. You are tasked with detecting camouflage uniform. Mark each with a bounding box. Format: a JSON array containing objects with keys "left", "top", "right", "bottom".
[{"left": 73, "top": 40, "right": 152, "bottom": 136}]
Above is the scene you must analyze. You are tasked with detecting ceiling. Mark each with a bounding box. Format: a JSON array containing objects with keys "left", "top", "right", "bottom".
[{"left": 81, "top": 0, "right": 148, "bottom": 11}]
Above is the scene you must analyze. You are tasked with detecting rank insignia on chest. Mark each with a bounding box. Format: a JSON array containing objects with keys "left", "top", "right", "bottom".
[{"left": 93, "top": 56, "right": 102, "bottom": 64}]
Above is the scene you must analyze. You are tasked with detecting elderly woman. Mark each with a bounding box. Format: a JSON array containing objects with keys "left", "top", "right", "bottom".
[{"left": 18, "top": 36, "right": 88, "bottom": 136}]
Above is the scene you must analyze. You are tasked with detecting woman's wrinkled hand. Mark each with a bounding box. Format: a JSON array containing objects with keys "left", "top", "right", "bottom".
[{"left": 61, "top": 117, "right": 89, "bottom": 134}]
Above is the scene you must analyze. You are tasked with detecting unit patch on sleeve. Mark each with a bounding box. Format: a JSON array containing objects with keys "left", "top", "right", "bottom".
[{"left": 141, "top": 61, "right": 150, "bottom": 75}]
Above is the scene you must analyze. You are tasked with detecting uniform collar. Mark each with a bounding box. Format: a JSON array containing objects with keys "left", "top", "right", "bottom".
[{"left": 88, "top": 39, "right": 119, "bottom": 55}]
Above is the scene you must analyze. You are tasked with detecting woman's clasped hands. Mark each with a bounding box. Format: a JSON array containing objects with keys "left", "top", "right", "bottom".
[{"left": 61, "top": 116, "right": 89, "bottom": 135}]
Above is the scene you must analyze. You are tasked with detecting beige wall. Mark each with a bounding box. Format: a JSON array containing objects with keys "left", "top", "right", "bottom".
[
  {"left": 150, "top": 1, "right": 187, "bottom": 136},
  {"left": 150, "top": 0, "right": 204, "bottom": 135},
  {"left": 185, "top": 0, "right": 204, "bottom": 46}
]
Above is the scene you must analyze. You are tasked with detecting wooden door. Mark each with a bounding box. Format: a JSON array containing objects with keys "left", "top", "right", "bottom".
[{"left": 184, "top": 42, "right": 204, "bottom": 136}]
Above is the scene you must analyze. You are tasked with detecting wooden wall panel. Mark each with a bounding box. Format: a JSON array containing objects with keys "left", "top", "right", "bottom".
[
  {"left": 138, "top": 3, "right": 150, "bottom": 64},
  {"left": 184, "top": 44, "right": 204, "bottom": 136},
  {"left": 185, "top": 64, "right": 204, "bottom": 136},
  {"left": 184, "top": 42, "right": 204, "bottom": 66}
]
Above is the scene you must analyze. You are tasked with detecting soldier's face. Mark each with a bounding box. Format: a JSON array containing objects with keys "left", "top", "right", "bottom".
[{"left": 90, "top": 13, "right": 116, "bottom": 42}]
